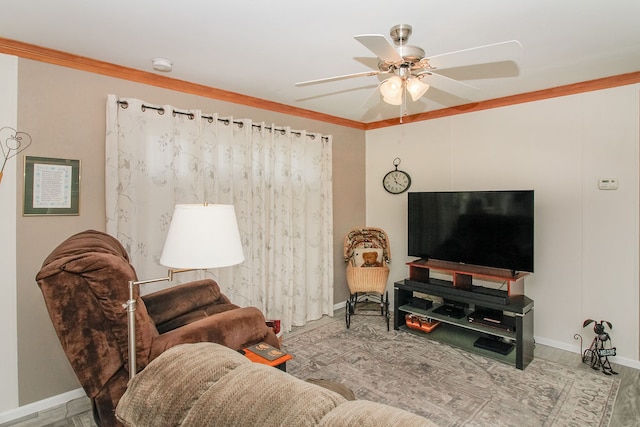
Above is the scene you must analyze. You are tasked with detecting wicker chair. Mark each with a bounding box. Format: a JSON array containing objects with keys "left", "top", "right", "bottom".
[{"left": 343, "top": 227, "right": 391, "bottom": 330}]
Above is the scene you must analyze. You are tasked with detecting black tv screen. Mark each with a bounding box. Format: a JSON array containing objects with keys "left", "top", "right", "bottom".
[{"left": 408, "top": 190, "right": 534, "bottom": 273}]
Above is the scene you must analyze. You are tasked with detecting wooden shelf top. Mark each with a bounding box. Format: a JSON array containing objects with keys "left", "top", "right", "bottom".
[{"left": 407, "top": 259, "right": 529, "bottom": 281}]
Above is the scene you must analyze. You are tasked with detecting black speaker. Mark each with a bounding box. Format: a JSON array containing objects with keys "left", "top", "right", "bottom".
[{"left": 411, "top": 296, "right": 433, "bottom": 310}]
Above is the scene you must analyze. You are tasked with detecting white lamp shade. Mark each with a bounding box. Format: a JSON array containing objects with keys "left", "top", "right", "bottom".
[
  {"left": 159, "top": 204, "right": 245, "bottom": 269},
  {"left": 380, "top": 75, "right": 403, "bottom": 101},
  {"left": 406, "top": 77, "right": 430, "bottom": 101},
  {"left": 383, "top": 94, "right": 403, "bottom": 105}
]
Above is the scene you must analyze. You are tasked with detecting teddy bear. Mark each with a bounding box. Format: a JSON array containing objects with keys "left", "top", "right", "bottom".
[{"left": 361, "top": 251, "right": 383, "bottom": 267}]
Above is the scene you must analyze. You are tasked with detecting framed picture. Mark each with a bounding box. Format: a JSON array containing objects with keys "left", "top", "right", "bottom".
[{"left": 23, "top": 156, "right": 80, "bottom": 216}]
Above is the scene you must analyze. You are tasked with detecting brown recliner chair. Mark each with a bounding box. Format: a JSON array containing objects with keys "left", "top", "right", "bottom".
[{"left": 36, "top": 230, "right": 279, "bottom": 427}]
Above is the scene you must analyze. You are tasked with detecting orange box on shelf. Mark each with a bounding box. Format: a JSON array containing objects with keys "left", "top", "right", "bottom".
[{"left": 405, "top": 314, "right": 441, "bottom": 333}]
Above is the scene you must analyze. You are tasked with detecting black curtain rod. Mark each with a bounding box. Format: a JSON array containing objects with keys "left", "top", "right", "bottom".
[{"left": 117, "top": 100, "right": 327, "bottom": 141}]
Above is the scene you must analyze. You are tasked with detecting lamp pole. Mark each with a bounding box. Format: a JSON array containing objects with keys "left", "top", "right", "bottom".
[
  {"left": 124, "top": 274, "right": 175, "bottom": 379},
  {"left": 125, "top": 280, "right": 137, "bottom": 379}
]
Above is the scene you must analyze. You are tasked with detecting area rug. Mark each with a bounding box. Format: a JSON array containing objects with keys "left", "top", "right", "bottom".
[{"left": 283, "top": 318, "right": 619, "bottom": 427}]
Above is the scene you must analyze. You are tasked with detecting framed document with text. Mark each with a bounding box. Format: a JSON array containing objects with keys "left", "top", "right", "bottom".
[{"left": 23, "top": 156, "right": 80, "bottom": 216}]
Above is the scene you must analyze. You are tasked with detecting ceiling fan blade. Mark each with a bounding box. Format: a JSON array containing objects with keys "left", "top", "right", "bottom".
[
  {"left": 360, "top": 80, "right": 386, "bottom": 109},
  {"left": 295, "top": 70, "right": 382, "bottom": 86},
  {"left": 427, "top": 40, "right": 523, "bottom": 70},
  {"left": 420, "top": 72, "right": 481, "bottom": 101},
  {"left": 354, "top": 34, "right": 403, "bottom": 63}
]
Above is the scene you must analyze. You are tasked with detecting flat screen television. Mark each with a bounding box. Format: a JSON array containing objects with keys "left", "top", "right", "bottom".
[{"left": 408, "top": 190, "right": 534, "bottom": 273}]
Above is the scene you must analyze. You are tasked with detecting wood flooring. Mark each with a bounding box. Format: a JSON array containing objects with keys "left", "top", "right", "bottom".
[{"left": 4, "top": 314, "right": 639, "bottom": 427}]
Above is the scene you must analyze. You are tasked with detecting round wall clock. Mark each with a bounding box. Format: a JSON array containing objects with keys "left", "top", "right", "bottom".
[{"left": 383, "top": 158, "right": 411, "bottom": 194}]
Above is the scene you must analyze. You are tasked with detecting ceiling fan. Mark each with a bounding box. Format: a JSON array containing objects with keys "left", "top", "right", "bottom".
[{"left": 296, "top": 24, "right": 522, "bottom": 114}]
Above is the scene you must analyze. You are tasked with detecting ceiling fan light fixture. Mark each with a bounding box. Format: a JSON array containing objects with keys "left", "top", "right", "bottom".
[
  {"left": 383, "top": 94, "right": 403, "bottom": 106},
  {"left": 406, "top": 77, "right": 430, "bottom": 101},
  {"left": 380, "top": 75, "right": 403, "bottom": 104}
]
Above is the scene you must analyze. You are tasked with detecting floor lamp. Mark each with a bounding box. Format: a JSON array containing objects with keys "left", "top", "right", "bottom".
[{"left": 124, "top": 203, "right": 245, "bottom": 379}]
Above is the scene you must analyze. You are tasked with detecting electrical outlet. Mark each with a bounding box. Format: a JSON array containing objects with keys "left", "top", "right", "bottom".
[{"left": 598, "top": 178, "right": 618, "bottom": 190}]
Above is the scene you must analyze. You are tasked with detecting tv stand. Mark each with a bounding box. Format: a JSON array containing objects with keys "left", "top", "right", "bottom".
[{"left": 394, "top": 260, "right": 534, "bottom": 370}]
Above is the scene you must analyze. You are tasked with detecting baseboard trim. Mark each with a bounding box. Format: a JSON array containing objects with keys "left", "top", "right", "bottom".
[
  {"left": 535, "top": 336, "right": 640, "bottom": 370},
  {"left": 0, "top": 388, "right": 87, "bottom": 424}
]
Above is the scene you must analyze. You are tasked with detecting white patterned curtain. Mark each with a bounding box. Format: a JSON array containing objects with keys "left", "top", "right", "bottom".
[{"left": 105, "top": 95, "right": 334, "bottom": 331}]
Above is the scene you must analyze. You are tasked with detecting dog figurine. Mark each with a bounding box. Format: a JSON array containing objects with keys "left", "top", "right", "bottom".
[{"left": 581, "top": 319, "right": 618, "bottom": 375}]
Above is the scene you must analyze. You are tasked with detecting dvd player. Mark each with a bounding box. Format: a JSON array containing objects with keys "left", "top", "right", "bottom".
[
  {"left": 473, "top": 336, "right": 514, "bottom": 355},
  {"left": 432, "top": 304, "right": 466, "bottom": 319},
  {"left": 467, "top": 308, "right": 516, "bottom": 332}
]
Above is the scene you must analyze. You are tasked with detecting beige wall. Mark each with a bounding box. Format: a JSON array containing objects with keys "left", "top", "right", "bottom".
[
  {"left": 366, "top": 84, "right": 640, "bottom": 364},
  {"left": 15, "top": 58, "right": 365, "bottom": 404}
]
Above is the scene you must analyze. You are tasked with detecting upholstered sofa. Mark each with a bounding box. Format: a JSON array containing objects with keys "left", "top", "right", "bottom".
[
  {"left": 116, "top": 342, "right": 436, "bottom": 427},
  {"left": 36, "top": 230, "right": 279, "bottom": 427}
]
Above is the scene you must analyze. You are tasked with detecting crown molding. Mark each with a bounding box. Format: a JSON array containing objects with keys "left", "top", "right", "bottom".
[
  {"left": 364, "top": 71, "right": 640, "bottom": 130},
  {"left": 0, "top": 37, "right": 366, "bottom": 130},
  {"left": 1, "top": 37, "right": 638, "bottom": 131}
]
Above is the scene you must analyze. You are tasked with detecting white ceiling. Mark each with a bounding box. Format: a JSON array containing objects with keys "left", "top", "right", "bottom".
[{"left": 2, "top": 0, "right": 640, "bottom": 123}]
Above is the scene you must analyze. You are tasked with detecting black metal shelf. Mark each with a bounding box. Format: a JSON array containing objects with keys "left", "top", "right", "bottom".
[
  {"left": 395, "top": 279, "right": 534, "bottom": 370},
  {"left": 399, "top": 303, "right": 517, "bottom": 341},
  {"left": 399, "top": 324, "right": 517, "bottom": 366},
  {"left": 401, "top": 278, "right": 533, "bottom": 313}
]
